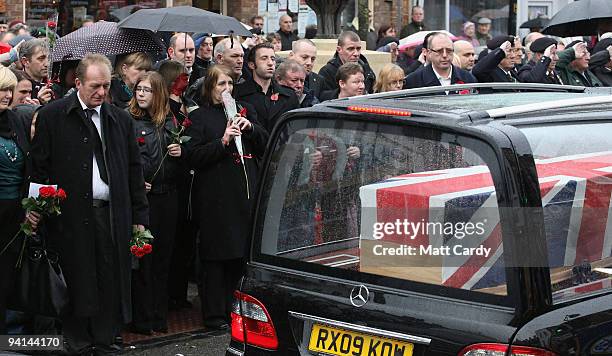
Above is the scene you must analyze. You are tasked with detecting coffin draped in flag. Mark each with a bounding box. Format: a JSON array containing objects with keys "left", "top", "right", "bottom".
[{"left": 359, "top": 151, "right": 612, "bottom": 292}]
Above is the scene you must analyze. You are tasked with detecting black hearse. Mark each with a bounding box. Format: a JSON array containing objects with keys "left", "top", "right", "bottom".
[{"left": 227, "top": 84, "right": 612, "bottom": 356}]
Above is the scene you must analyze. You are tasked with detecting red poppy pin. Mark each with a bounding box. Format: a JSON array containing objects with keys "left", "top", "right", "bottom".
[
  {"left": 137, "top": 137, "right": 145, "bottom": 145},
  {"left": 270, "top": 93, "right": 279, "bottom": 101}
]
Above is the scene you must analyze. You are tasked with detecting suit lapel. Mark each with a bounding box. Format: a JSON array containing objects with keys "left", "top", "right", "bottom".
[{"left": 423, "top": 65, "right": 442, "bottom": 86}]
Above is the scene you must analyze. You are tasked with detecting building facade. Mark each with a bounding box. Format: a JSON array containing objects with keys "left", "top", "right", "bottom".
[{"left": 0, "top": 0, "right": 574, "bottom": 37}]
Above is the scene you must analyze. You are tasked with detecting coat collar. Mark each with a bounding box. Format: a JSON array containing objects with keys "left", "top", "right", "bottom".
[{"left": 67, "top": 91, "right": 118, "bottom": 123}]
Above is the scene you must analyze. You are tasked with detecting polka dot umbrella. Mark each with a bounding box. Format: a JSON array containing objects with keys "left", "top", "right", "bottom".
[{"left": 51, "top": 21, "right": 165, "bottom": 63}]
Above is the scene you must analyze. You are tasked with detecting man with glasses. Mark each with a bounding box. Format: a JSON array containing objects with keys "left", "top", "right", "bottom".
[
  {"left": 404, "top": 32, "right": 476, "bottom": 89},
  {"left": 472, "top": 35, "right": 521, "bottom": 83}
]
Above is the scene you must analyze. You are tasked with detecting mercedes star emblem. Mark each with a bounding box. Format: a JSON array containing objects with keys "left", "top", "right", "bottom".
[{"left": 349, "top": 285, "right": 370, "bottom": 307}]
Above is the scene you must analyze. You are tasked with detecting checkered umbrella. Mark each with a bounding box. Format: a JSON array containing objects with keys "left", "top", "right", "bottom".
[{"left": 51, "top": 21, "right": 165, "bottom": 63}]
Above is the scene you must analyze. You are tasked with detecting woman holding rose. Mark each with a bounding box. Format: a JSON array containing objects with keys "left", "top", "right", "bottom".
[
  {"left": 128, "top": 71, "right": 182, "bottom": 334},
  {"left": 0, "top": 66, "right": 39, "bottom": 334},
  {"left": 185, "top": 65, "right": 268, "bottom": 330}
]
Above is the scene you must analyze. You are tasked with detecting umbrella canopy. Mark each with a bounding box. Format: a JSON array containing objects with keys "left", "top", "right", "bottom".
[
  {"left": 51, "top": 21, "right": 165, "bottom": 63},
  {"left": 520, "top": 16, "right": 550, "bottom": 29},
  {"left": 399, "top": 30, "right": 457, "bottom": 51},
  {"left": 110, "top": 5, "right": 150, "bottom": 21},
  {"left": 542, "top": 0, "right": 612, "bottom": 36},
  {"left": 117, "top": 6, "right": 252, "bottom": 37}
]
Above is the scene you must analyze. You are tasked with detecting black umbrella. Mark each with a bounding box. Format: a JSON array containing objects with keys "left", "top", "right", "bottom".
[
  {"left": 51, "top": 21, "right": 165, "bottom": 62},
  {"left": 520, "top": 16, "right": 550, "bottom": 29},
  {"left": 117, "top": 6, "right": 252, "bottom": 37},
  {"left": 542, "top": 0, "right": 612, "bottom": 37}
]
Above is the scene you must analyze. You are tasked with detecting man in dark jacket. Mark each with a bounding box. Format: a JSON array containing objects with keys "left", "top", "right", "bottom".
[
  {"left": 19, "top": 38, "right": 53, "bottom": 104},
  {"left": 589, "top": 45, "right": 612, "bottom": 87},
  {"left": 276, "top": 59, "right": 319, "bottom": 107},
  {"left": 319, "top": 31, "right": 376, "bottom": 94},
  {"left": 30, "top": 54, "right": 149, "bottom": 355},
  {"left": 277, "top": 15, "right": 299, "bottom": 51},
  {"left": 288, "top": 39, "right": 322, "bottom": 99},
  {"left": 235, "top": 43, "right": 299, "bottom": 133},
  {"left": 400, "top": 6, "right": 426, "bottom": 38},
  {"left": 472, "top": 35, "right": 521, "bottom": 83},
  {"left": 517, "top": 37, "right": 564, "bottom": 84},
  {"left": 405, "top": 32, "right": 477, "bottom": 89}
]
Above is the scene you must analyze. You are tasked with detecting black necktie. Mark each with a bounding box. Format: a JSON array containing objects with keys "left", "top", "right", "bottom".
[{"left": 84, "top": 109, "right": 108, "bottom": 183}]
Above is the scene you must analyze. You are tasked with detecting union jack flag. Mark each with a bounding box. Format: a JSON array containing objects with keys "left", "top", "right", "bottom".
[{"left": 360, "top": 152, "right": 612, "bottom": 290}]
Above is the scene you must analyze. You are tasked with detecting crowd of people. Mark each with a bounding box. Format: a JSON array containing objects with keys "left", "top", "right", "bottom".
[{"left": 0, "top": 9, "right": 610, "bottom": 356}]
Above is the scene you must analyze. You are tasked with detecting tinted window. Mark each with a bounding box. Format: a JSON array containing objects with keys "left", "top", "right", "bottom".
[
  {"left": 519, "top": 122, "right": 612, "bottom": 302},
  {"left": 257, "top": 118, "right": 508, "bottom": 297}
]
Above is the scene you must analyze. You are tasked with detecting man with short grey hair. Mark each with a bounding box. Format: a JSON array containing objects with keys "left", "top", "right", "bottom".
[
  {"left": 31, "top": 53, "right": 148, "bottom": 355},
  {"left": 277, "top": 14, "right": 299, "bottom": 51},
  {"left": 19, "top": 39, "right": 53, "bottom": 103},
  {"left": 214, "top": 37, "right": 245, "bottom": 80},
  {"left": 276, "top": 59, "right": 318, "bottom": 107}
]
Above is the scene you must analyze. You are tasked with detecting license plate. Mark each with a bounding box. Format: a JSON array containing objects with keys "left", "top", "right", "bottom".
[{"left": 308, "top": 324, "right": 414, "bottom": 356}]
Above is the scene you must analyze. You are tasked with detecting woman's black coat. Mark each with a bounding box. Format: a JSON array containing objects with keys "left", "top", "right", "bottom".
[
  {"left": 30, "top": 92, "right": 149, "bottom": 323},
  {"left": 132, "top": 113, "right": 182, "bottom": 193},
  {"left": 186, "top": 102, "right": 268, "bottom": 260}
]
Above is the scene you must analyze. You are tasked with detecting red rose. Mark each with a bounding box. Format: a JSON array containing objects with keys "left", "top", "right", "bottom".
[
  {"left": 455, "top": 80, "right": 465, "bottom": 85},
  {"left": 135, "top": 247, "right": 146, "bottom": 258},
  {"left": 239, "top": 107, "right": 247, "bottom": 117},
  {"left": 458, "top": 89, "right": 470, "bottom": 95},
  {"left": 137, "top": 137, "right": 145, "bottom": 145},
  {"left": 130, "top": 245, "right": 139, "bottom": 255},
  {"left": 39, "top": 186, "right": 57, "bottom": 198},
  {"left": 142, "top": 243, "right": 152, "bottom": 254},
  {"left": 171, "top": 73, "right": 189, "bottom": 96},
  {"left": 55, "top": 188, "right": 67, "bottom": 200},
  {"left": 47, "top": 21, "right": 57, "bottom": 29},
  {"left": 270, "top": 93, "right": 279, "bottom": 101},
  {"left": 182, "top": 118, "right": 192, "bottom": 128}
]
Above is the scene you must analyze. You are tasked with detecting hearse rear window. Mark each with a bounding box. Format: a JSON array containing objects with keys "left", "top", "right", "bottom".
[
  {"left": 518, "top": 122, "right": 612, "bottom": 303},
  {"left": 257, "top": 118, "right": 509, "bottom": 297}
]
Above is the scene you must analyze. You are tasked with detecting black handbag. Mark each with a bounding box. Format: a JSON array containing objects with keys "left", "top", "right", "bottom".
[{"left": 9, "top": 231, "right": 69, "bottom": 318}]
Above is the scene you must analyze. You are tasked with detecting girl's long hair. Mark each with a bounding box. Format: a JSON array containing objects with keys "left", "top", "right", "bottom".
[{"left": 129, "top": 71, "right": 170, "bottom": 127}]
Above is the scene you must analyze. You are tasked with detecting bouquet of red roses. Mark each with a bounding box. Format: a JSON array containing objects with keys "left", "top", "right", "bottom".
[
  {"left": 0, "top": 185, "right": 67, "bottom": 267},
  {"left": 130, "top": 227, "right": 154, "bottom": 258}
]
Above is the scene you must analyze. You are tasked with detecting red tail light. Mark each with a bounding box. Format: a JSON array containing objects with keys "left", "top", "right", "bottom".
[
  {"left": 459, "top": 343, "right": 558, "bottom": 356},
  {"left": 347, "top": 105, "right": 412, "bottom": 116},
  {"left": 231, "top": 291, "right": 279, "bottom": 350}
]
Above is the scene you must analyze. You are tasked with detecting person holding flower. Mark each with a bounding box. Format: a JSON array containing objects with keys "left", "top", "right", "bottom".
[
  {"left": 129, "top": 71, "right": 182, "bottom": 334},
  {"left": 0, "top": 66, "right": 39, "bottom": 335},
  {"left": 30, "top": 54, "right": 148, "bottom": 355},
  {"left": 186, "top": 65, "right": 268, "bottom": 330}
]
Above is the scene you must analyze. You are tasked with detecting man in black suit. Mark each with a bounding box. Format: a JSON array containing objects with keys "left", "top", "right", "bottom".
[
  {"left": 472, "top": 35, "right": 521, "bottom": 83},
  {"left": 234, "top": 43, "right": 299, "bottom": 133},
  {"left": 517, "top": 37, "right": 563, "bottom": 84},
  {"left": 288, "top": 39, "right": 322, "bottom": 99},
  {"left": 31, "top": 54, "right": 148, "bottom": 355},
  {"left": 404, "top": 32, "right": 477, "bottom": 90}
]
